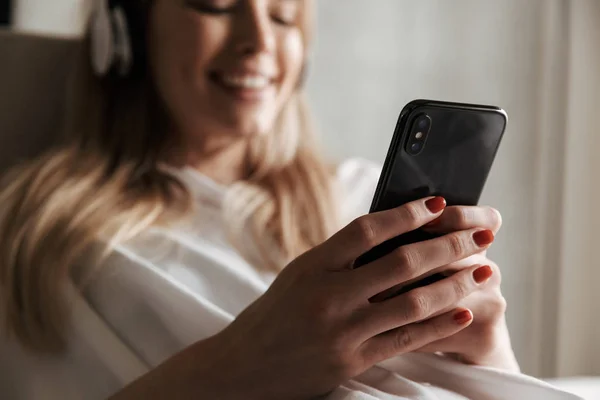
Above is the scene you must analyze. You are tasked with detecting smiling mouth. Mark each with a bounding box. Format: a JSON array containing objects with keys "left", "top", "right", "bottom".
[{"left": 209, "top": 72, "right": 277, "bottom": 101}]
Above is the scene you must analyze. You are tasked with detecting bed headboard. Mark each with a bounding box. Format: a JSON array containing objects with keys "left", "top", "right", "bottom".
[{"left": 0, "top": 30, "right": 79, "bottom": 173}]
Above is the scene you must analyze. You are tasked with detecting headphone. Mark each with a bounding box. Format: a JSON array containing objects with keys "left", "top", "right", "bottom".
[{"left": 90, "top": 0, "right": 146, "bottom": 78}]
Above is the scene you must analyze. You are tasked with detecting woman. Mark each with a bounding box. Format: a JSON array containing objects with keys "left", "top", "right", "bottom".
[{"left": 0, "top": 0, "right": 580, "bottom": 399}]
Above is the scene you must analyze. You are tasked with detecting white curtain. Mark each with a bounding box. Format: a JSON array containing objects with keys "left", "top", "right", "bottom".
[{"left": 530, "top": 0, "right": 600, "bottom": 378}]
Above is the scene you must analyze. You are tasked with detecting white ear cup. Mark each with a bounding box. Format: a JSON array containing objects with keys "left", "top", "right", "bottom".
[
  {"left": 111, "top": 7, "right": 133, "bottom": 76},
  {"left": 90, "top": 0, "right": 133, "bottom": 77},
  {"left": 90, "top": 0, "right": 114, "bottom": 76}
]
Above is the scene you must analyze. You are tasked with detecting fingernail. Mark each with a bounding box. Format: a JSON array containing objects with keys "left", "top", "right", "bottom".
[
  {"left": 454, "top": 309, "right": 473, "bottom": 325},
  {"left": 473, "top": 229, "right": 494, "bottom": 247},
  {"left": 425, "top": 197, "right": 446, "bottom": 213},
  {"left": 473, "top": 265, "right": 493, "bottom": 284}
]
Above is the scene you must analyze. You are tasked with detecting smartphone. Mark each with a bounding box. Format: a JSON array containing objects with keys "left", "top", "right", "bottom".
[{"left": 354, "top": 99, "right": 507, "bottom": 298}]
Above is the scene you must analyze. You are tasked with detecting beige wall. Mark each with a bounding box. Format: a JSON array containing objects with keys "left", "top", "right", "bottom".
[{"left": 12, "top": 0, "right": 92, "bottom": 37}]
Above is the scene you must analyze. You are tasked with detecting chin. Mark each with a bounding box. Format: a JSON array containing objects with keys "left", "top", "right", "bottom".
[{"left": 225, "top": 115, "right": 275, "bottom": 138}]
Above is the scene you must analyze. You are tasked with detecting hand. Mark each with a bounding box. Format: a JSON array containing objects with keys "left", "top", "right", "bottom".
[
  {"left": 212, "top": 198, "right": 496, "bottom": 400},
  {"left": 416, "top": 205, "right": 520, "bottom": 372}
]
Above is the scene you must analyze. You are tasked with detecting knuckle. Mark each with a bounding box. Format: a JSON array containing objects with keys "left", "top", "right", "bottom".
[
  {"left": 447, "top": 233, "right": 468, "bottom": 258},
  {"left": 404, "top": 289, "right": 431, "bottom": 320},
  {"left": 490, "top": 293, "right": 508, "bottom": 317},
  {"left": 429, "top": 318, "right": 448, "bottom": 339},
  {"left": 353, "top": 216, "right": 378, "bottom": 249},
  {"left": 393, "top": 247, "right": 420, "bottom": 274},
  {"left": 452, "top": 276, "right": 471, "bottom": 299},
  {"left": 309, "top": 297, "right": 339, "bottom": 324},
  {"left": 394, "top": 328, "right": 414, "bottom": 351},
  {"left": 398, "top": 203, "right": 422, "bottom": 227}
]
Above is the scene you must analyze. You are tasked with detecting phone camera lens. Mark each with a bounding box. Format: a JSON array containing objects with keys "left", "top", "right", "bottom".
[
  {"left": 416, "top": 115, "right": 430, "bottom": 131},
  {"left": 410, "top": 142, "right": 422, "bottom": 153}
]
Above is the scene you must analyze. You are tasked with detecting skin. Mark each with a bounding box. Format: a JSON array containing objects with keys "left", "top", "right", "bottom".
[{"left": 110, "top": 0, "right": 519, "bottom": 398}]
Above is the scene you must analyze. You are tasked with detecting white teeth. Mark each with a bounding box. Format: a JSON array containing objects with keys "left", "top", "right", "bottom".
[{"left": 221, "top": 75, "right": 270, "bottom": 89}]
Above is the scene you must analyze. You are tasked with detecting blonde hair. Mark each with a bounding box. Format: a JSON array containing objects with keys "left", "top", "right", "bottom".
[{"left": 0, "top": 0, "right": 339, "bottom": 352}]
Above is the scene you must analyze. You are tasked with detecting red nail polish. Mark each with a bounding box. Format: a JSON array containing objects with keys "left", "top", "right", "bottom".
[
  {"left": 454, "top": 309, "right": 473, "bottom": 325},
  {"left": 473, "top": 230, "right": 494, "bottom": 247},
  {"left": 473, "top": 265, "right": 493, "bottom": 284},
  {"left": 425, "top": 197, "right": 446, "bottom": 213}
]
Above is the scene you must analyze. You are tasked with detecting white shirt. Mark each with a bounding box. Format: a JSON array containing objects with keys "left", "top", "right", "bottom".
[{"left": 0, "top": 158, "right": 583, "bottom": 400}]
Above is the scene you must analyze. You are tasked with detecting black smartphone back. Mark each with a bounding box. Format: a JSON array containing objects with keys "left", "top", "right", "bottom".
[{"left": 355, "top": 99, "right": 507, "bottom": 271}]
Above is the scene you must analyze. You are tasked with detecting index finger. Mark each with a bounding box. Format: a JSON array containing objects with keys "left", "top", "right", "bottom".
[{"left": 322, "top": 197, "right": 447, "bottom": 265}]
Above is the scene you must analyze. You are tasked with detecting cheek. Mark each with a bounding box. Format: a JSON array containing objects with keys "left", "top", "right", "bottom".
[
  {"left": 149, "top": 11, "right": 227, "bottom": 120},
  {"left": 278, "top": 31, "right": 305, "bottom": 94},
  {"left": 179, "top": 20, "right": 228, "bottom": 88}
]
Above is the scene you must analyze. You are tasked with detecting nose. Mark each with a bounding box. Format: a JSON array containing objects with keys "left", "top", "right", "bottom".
[{"left": 234, "top": 5, "right": 276, "bottom": 56}]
